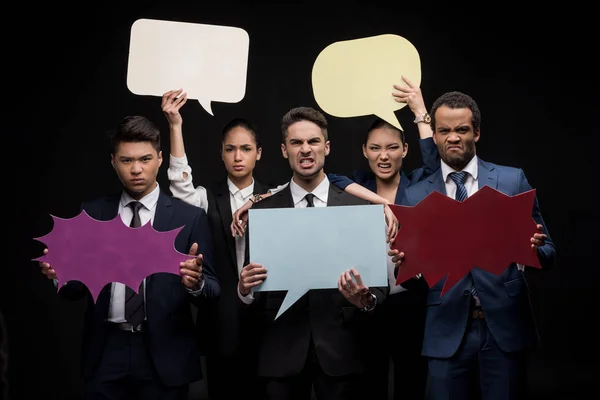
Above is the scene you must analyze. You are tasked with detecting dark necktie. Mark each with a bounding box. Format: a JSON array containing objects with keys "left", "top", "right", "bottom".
[
  {"left": 304, "top": 193, "right": 315, "bottom": 207},
  {"left": 449, "top": 171, "right": 468, "bottom": 202},
  {"left": 125, "top": 201, "right": 145, "bottom": 327},
  {"left": 449, "top": 172, "right": 479, "bottom": 299}
]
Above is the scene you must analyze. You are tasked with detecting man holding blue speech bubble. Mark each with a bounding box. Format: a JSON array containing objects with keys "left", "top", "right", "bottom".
[{"left": 237, "top": 106, "right": 388, "bottom": 400}]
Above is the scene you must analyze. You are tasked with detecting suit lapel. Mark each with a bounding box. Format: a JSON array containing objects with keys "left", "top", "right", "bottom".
[
  {"left": 477, "top": 159, "right": 498, "bottom": 190},
  {"left": 268, "top": 185, "right": 295, "bottom": 208},
  {"left": 100, "top": 195, "right": 120, "bottom": 221},
  {"left": 426, "top": 169, "right": 447, "bottom": 197},
  {"left": 214, "top": 182, "right": 239, "bottom": 273},
  {"left": 152, "top": 191, "right": 173, "bottom": 232},
  {"left": 395, "top": 171, "right": 410, "bottom": 204},
  {"left": 327, "top": 184, "right": 345, "bottom": 206}
]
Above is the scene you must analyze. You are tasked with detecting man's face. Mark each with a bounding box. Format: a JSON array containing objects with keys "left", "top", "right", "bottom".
[
  {"left": 111, "top": 141, "right": 162, "bottom": 199},
  {"left": 221, "top": 126, "right": 262, "bottom": 181},
  {"left": 362, "top": 126, "right": 407, "bottom": 182},
  {"left": 281, "top": 120, "right": 330, "bottom": 182},
  {"left": 432, "top": 105, "right": 479, "bottom": 170}
]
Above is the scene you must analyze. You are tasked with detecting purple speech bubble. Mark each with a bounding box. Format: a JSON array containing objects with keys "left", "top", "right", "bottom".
[{"left": 33, "top": 210, "right": 192, "bottom": 301}]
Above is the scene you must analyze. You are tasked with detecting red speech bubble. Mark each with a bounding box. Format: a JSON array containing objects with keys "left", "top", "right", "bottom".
[{"left": 390, "top": 186, "right": 541, "bottom": 295}]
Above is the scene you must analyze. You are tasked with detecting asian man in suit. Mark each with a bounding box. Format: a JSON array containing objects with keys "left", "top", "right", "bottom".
[{"left": 40, "top": 115, "right": 220, "bottom": 400}]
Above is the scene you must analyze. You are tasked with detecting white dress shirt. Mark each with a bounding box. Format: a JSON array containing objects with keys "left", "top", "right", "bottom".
[
  {"left": 228, "top": 178, "right": 255, "bottom": 275},
  {"left": 289, "top": 175, "right": 329, "bottom": 208},
  {"left": 107, "top": 184, "right": 160, "bottom": 322}
]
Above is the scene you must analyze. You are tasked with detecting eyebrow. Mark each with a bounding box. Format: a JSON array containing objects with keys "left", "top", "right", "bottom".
[{"left": 119, "top": 153, "right": 153, "bottom": 159}]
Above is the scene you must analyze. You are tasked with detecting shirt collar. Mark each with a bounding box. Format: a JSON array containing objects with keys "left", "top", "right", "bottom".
[
  {"left": 120, "top": 182, "right": 160, "bottom": 211},
  {"left": 227, "top": 177, "right": 255, "bottom": 200},
  {"left": 289, "top": 175, "right": 330, "bottom": 206},
  {"left": 441, "top": 155, "right": 479, "bottom": 182}
]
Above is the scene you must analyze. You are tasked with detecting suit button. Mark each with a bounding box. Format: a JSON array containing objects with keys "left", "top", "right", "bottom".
[{"left": 463, "top": 290, "right": 470, "bottom": 296}]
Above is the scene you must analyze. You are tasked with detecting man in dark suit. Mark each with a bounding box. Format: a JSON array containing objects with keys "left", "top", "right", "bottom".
[
  {"left": 390, "top": 91, "right": 556, "bottom": 400},
  {"left": 40, "top": 115, "right": 220, "bottom": 400},
  {"left": 237, "top": 106, "right": 389, "bottom": 400}
]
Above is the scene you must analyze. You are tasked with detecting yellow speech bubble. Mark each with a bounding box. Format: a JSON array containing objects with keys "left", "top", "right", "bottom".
[
  {"left": 127, "top": 18, "right": 249, "bottom": 116},
  {"left": 312, "top": 34, "right": 421, "bottom": 131}
]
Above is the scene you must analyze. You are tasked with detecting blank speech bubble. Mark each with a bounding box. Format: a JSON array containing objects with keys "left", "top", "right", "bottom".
[
  {"left": 127, "top": 18, "right": 249, "bottom": 115},
  {"left": 249, "top": 204, "right": 388, "bottom": 320},
  {"left": 312, "top": 34, "right": 421, "bottom": 131}
]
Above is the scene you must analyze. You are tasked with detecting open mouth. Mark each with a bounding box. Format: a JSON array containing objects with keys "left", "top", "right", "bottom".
[{"left": 299, "top": 158, "right": 315, "bottom": 168}]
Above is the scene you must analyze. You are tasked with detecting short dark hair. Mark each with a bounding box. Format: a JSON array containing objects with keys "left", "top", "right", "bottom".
[
  {"left": 281, "top": 107, "right": 328, "bottom": 142},
  {"left": 221, "top": 117, "right": 262, "bottom": 148},
  {"left": 109, "top": 115, "right": 161, "bottom": 155},
  {"left": 365, "top": 117, "right": 405, "bottom": 145},
  {"left": 430, "top": 91, "right": 481, "bottom": 132}
]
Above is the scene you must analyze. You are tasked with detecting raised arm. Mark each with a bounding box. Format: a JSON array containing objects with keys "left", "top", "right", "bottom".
[
  {"left": 162, "top": 89, "right": 209, "bottom": 211},
  {"left": 392, "top": 75, "right": 432, "bottom": 140},
  {"left": 392, "top": 75, "right": 440, "bottom": 180}
]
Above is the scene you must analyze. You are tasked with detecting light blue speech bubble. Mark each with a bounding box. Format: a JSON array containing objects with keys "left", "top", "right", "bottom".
[{"left": 249, "top": 204, "right": 389, "bottom": 319}]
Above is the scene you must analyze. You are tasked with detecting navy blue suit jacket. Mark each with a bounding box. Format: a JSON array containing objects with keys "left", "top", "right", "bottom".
[
  {"left": 401, "top": 159, "right": 556, "bottom": 358},
  {"left": 62, "top": 190, "right": 219, "bottom": 386}
]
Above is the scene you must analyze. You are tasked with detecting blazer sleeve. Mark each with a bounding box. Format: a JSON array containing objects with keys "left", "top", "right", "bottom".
[
  {"left": 517, "top": 169, "right": 556, "bottom": 271},
  {"left": 186, "top": 207, "right": 221, "bottom": 300},
  {"left": 327, "top": 173, "right": 354, "bottom": 190},
  {"left": 408, "top": 137, "right": 440, "bottom": 183}
]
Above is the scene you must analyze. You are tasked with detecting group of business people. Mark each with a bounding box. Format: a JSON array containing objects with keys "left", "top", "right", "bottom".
[{"left": 39, "top": 78, "right": 555, "bottom": 400}]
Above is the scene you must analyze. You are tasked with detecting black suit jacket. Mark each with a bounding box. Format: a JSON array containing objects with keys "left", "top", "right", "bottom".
[
  {"left": 246, "top": 183, "right": 388, "bottom": 377},
  {"left": 200, "top": 179, "right": 268, "bottom": 358},
  {"left": 62, "top": 190, "right": 219, "bottom": 387}
]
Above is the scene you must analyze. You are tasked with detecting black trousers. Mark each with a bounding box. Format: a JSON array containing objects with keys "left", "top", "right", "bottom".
[
  {"left": 367, "top": 284, "right": 429, "bottom": 400},
  {"left": 85, "top": 326, "right": 187, "bottom": 400},
  {"left": 263, "top": 337, "right": 366, "bottom": 400}
]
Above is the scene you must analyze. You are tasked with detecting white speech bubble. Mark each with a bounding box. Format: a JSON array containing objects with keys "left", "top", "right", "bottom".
[
  {"left": 312, "top": 34, "right": 421, "bottom": 131},
  {"left": 127, "top": 18, "right": 249, "bottom": 115}
]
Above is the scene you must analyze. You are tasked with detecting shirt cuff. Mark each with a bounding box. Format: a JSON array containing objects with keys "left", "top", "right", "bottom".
[
  {"left": 187, "top": 278, "right": 205, "bottom": 296},
  {"left": 237, "top": 285, "right": 254, "bottom": 304}
]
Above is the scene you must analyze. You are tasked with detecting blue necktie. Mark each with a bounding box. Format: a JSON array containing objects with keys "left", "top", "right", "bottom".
[
  {"left": 449, "top": 171, "right": 468, "bottom": 202},
  {"left": 449, "top": 172, "right": 478, "bottom": 299}
]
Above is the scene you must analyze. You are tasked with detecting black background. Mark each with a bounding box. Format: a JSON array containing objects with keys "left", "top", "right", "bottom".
[{"left": 6, "top": 2, "right": 597, "bottom": 399}]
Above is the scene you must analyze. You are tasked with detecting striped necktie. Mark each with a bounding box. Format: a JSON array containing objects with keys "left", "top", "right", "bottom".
[{"left": 449, "top": 172, "right": 479, "bottom": 299}]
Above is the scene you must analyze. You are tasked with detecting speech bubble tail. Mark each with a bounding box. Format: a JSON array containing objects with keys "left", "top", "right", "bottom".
[
  {"left": 274, "top": 288, "right": 308, "bottom": 320},
  {"left": 198, "top": 99, "right": 214, "bottom": 116},
  {"left": 375, "top": 110, "right": 403, "bottom": 132}
]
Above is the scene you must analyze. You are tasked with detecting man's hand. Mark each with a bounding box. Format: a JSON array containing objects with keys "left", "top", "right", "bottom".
[
  {"left": 338, "top": 268, "right": 373, "bottom": 309},
  {"left": 39, "top": 248, "right": 56, "bottom": 280},
  {"left": 238, "top": 262, "right": 267, "bottom": 296},
  {"left": 180, "top": 242, "right": 203, "bottom": 289},
  {"left": 383, "top": 204, "right": 398, "bottom": 243},
  {"left": 230, "top": 199, "right": 254, "bottom": 237},
  {"left": 531, "top": 224, "right": 547, "bottom": 251},
  {"left": 388, "top": 247, "right": 405, "bottom": 267},
  {"left": 161, "top": 89, "right": 187, "bottom": 127}
]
